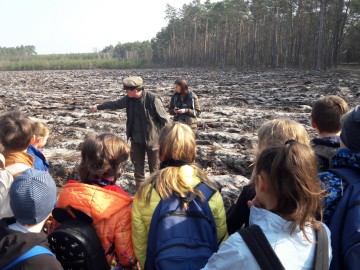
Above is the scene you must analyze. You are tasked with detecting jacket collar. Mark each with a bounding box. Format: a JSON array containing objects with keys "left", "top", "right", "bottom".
[
  {"left": 312, "top": 136, "right": 340, "bottom": 148},
  {"left": 3, "top": 151, "right": 34, "bottom": 168},
  {"left": 249, "top": 207, "right": 299, "bottom": 234}
]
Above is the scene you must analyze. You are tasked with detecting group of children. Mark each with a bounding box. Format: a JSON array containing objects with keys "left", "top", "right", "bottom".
[{"left": 0, "top": 94, "right": 358, "bottom": 270}]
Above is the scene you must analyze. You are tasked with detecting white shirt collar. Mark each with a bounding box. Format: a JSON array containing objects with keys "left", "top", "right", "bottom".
[{"left": 8, "top": 221, "right": 45, "bottom": 233}]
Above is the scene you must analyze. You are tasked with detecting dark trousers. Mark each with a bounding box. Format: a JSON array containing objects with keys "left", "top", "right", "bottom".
[{"left": 130, "top": 142, "right": 159, "bottom": 186}]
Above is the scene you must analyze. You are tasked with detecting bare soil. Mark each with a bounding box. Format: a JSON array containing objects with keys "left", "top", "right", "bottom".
[{"left": 1, "top": 67, "right": 359, "bottom": 208}]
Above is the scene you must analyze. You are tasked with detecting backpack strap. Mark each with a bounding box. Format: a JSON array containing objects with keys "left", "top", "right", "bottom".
[
  {"left": 5, "top": 163, "right": 31, "bottom": 176},
  {"left": 238, "top": 225, "right": 285, "bottom": 270},
  {"left": 314, "top": 224, "right": 329, "bottom": 270},
  {"left": 194, "top": 182, "right": 216, "bottom": 202},
  {"left": 3, "top": 245, "right": 55, "bottom": 270},
  {"left": 329, "top": 167, "right": 360, "bottom": 186}
]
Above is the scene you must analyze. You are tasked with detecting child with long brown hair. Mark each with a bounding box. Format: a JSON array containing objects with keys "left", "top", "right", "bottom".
[
  {"left": 52, "top": 133, "right": 136, "bottom": 269},
  {"left": 204, "top": 141, "right": 332, "bottom": 269},
  {"left": 132, "top": 123, "right": 227, "bottom": 269}
]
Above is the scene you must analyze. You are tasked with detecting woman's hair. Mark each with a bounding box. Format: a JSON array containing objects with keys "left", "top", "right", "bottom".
[
  {"left": 255, "top": 141, "right": 324, "bottom": 239},
  {"left": 78, "top": 133, "right": 130, "bottom": 183},
  {"left": 137, "top": 123, "right": 216, "bottom": 207},
  {"left": 174, "top": 78, "right": 189, "bottom": 98},
  {"left": 257, "top": 118, "right": 310, "bottom": 157},
  {"left": 33, "top": 121, "right": 49, "bottom": 138}
]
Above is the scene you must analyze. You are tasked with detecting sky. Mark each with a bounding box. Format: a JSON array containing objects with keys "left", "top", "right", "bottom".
[{"left": 0, "top": 0, "right": 201, "bottom": 54}]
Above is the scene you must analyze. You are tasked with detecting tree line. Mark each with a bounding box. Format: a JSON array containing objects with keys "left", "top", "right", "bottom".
[
  {"left": 0, "top": 43, "right": 152, "bottom": 71},
  {"left": 151, "top": 0, "right": 360, "bottom": 70},
  {"left": 1, "top": 0, "right": 359, "bottom": 71},
  {"left": 0, "top": 45, "right": 36, "bottom": 59}
]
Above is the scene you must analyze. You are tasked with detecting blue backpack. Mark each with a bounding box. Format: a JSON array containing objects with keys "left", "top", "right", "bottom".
[
  {"left": 328, "top": 167, "right": 360, "bottom": 270},
  {"left": 145, "top": 183, "right": 218, "bottom": 270}
]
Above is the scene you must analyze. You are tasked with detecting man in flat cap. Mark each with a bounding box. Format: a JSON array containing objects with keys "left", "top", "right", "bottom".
[{"left": 90, "top": 76, "right": 169, "bottom": 188}]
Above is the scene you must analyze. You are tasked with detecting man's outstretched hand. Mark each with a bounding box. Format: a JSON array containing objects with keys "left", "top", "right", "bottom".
[{"left": 89, "top": 105, "right": 98, "bottom": 113}]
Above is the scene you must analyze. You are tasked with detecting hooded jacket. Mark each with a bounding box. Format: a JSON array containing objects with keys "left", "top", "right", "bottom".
[
  {"left": 53, "top": 182, "right": 135, "bottom": 267},
  {"left": 0, "top": 218, "right": 63, "bottom": 270},
  {"left": 132, "top": 165, "right": 228, "bottom": 269},
  {"left": 319, "top": 148, "right": 360, "bottom": 224},
  {"left": 26, "top": 145, "right": 49, "bottom": 172},
  {"left": 312, "top": 136, "right": 340, "bottom": 172}
]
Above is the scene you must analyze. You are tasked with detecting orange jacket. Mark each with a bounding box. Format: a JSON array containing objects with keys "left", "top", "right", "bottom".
[{"left": 55, "top": 182, "right": 135, "bottom": 267}]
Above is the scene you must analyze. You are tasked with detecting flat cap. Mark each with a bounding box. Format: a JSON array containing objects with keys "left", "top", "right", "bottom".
[{"left": 123, "top": 76, "right": 143, "bottom": 89}]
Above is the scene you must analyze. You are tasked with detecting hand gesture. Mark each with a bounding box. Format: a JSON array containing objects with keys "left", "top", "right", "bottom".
[{"left": 89, "top": 105, "right": 98, "bottom": 113}]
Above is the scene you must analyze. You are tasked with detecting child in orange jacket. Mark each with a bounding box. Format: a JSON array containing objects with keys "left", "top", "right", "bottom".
[{"left": 53, "top": 133, "right": 136, "bottom": 269}]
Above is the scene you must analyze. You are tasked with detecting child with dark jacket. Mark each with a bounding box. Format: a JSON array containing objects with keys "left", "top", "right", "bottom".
[
  {"left": 318, "top": 105, "right": 360, "bottom": 270},
  {"left": 319, "top": 105, "right": 360, "bottom": 224},
  {"left": 0, "top": 169, "right": 63, "bottom": 270},
  {"left": 310, "top": 96, "right": 349, "bottom": 171}
]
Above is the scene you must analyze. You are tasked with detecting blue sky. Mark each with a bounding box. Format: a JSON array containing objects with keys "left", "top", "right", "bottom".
[{"left": 0, "top": 0, "right": 198, "bottom": 54}]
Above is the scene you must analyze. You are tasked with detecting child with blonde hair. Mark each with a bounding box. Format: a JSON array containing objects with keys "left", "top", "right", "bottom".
[
  {"left": 204, "top": 142, "right": 331, "bottom": 269},
  {"left": 132, "top": 123, "right": 227, "bottom": 270},
  {"left": 27, "top": 121, "right": 50, "bottom": 172},
  {"left": 227, "top": 118, "right": 311, "bottom": 234}
]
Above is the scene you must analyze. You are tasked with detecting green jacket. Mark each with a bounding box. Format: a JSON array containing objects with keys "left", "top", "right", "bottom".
[
  {"left": 97, "top": 90, "right": 169, "bottom": 146},
  {"left": 169, "top": 91, "right": 201, "bottom": 128},
  {"left": 132, "top": 165, "right": 228, "bottom": 269}
]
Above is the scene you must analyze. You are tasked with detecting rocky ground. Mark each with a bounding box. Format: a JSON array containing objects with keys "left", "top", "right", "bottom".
[{"left": 0, "top": 66, "right": 359, "bottom": 209}]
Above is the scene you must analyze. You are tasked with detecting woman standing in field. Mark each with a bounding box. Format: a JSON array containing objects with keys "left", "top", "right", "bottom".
[{"left": 169, "top": 78, "right": 201, "bottom": 136}]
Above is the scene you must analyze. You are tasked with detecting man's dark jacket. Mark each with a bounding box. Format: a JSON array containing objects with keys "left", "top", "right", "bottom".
[{"left": 97, "top": 90, "right": 169, "bottom": 147}]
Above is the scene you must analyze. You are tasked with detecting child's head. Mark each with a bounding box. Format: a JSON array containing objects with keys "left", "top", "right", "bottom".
[
  {"left": 255, "top": 141, "right": 323, "bottom": 236},
  {"left": 78, "top": 133, "right": 130, "bottom": 184},
  {"left": 340, "top": 105, "right": 360, "bottom": 153},
  {"left": 158, "top": 122, "right": 196, "bottom": 163},
  {"left": 0, "top": 111, "right": 34, "bottom": 152},
  {"left": 10, "top": 168, "right": 56, "bottom": 230},
  {"left": 32, "top": 121, "right": 50, "bottom": 149},
  {"left": 138, "top": 123, "right": 216, "bottom": 207},
  {"left": 311, "top": 95, "right": 349, "bottom": 135},
  {"left": 257, "top": 118, "right": 310, "bottom": 157}
]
